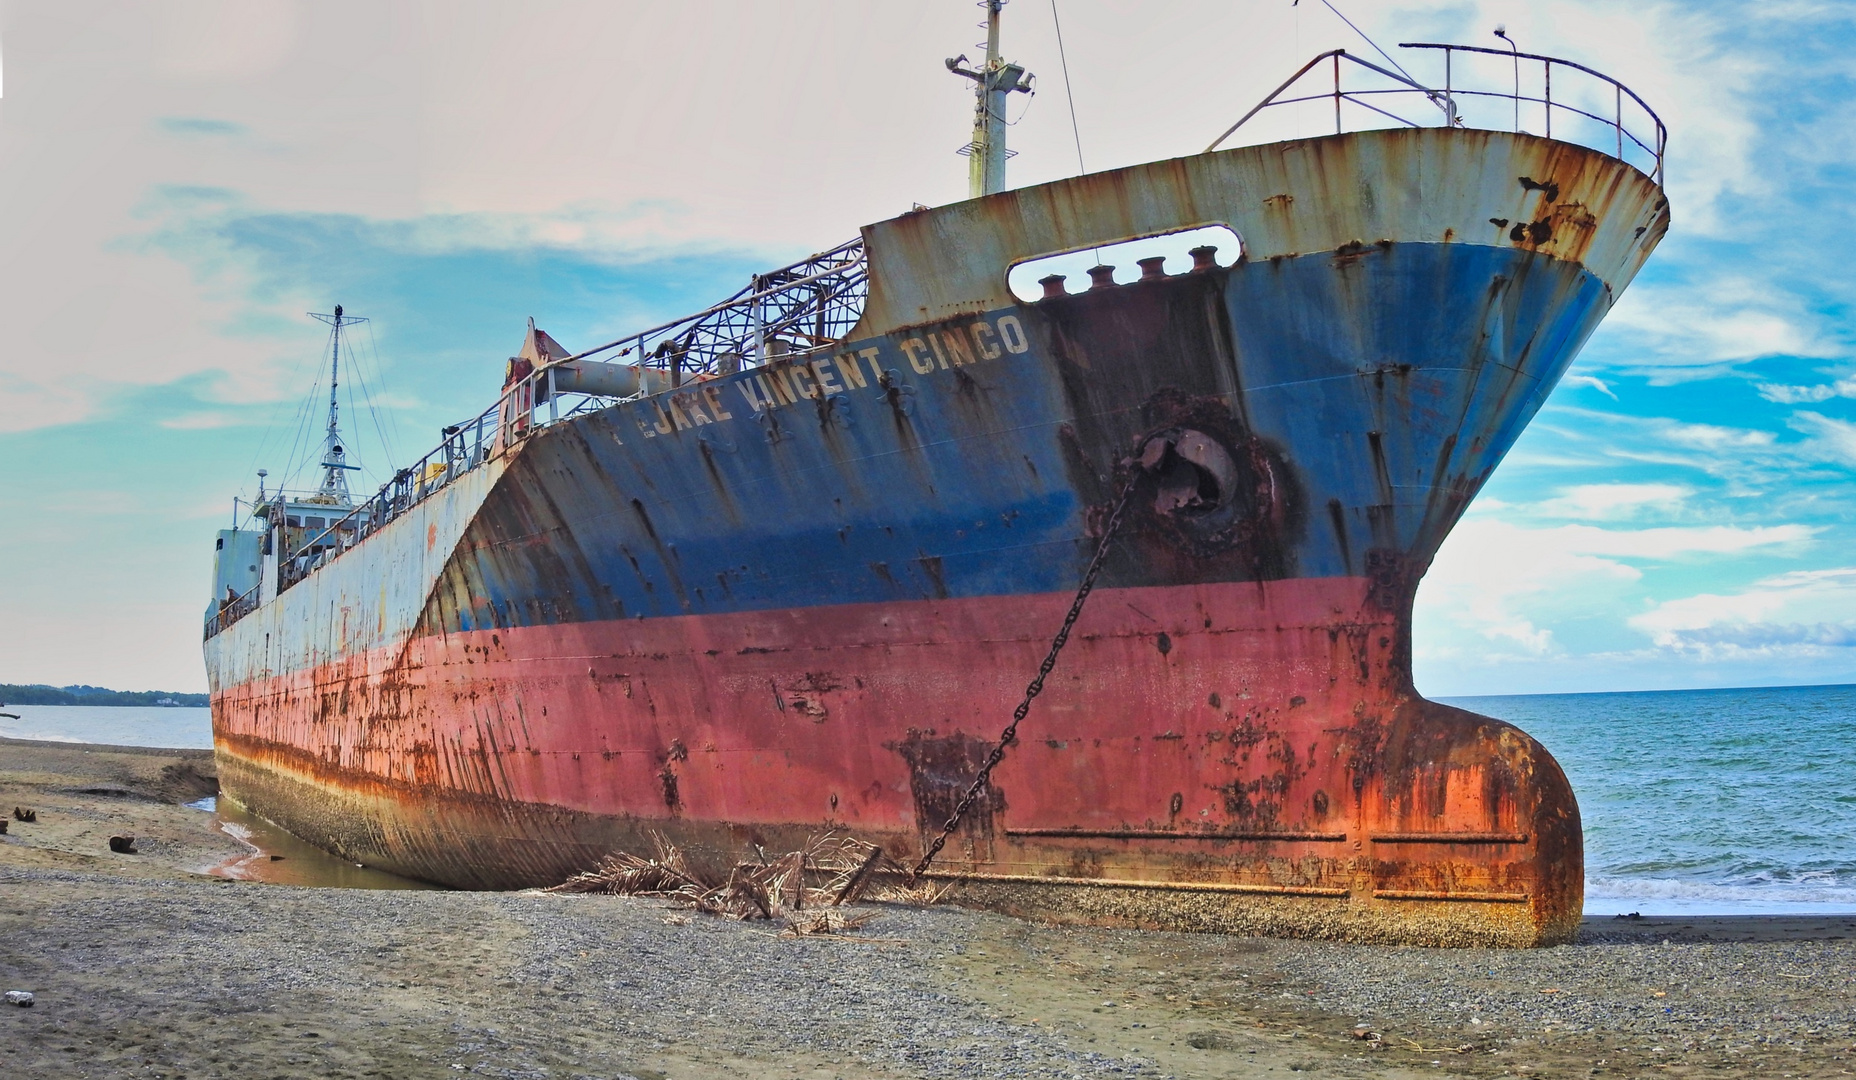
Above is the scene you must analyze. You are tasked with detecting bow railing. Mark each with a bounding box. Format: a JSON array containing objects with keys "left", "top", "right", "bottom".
[{"left": 1207, "top": 44, "right": 1665, "bottom": 184}]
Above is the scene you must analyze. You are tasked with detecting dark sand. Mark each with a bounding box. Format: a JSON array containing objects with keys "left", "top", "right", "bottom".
[{"left": 3, "top": 736, "right": 1853, "bottom": 1079}]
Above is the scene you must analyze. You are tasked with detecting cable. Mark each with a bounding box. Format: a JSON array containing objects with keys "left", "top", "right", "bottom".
[
  {"left": 1305, "top": 0, "right": 1420, "bottom": 85},
  {"left": 238, "top": 328, "right": 323, "bottom": 502},
  {"left": 362, "top": 321, "right": 404, "bottom": 464},
  {"left": 277, "top": 350, "right": 320, "bottom": 491},
  {"left": 1049, "top": 0, "right": 1100, "bottom": 263},
  {"left": 280, "top": 357, "right": 323, "bottom": 492},
  {"left": 342, "top": 365, "right": 366, "bottom": 486},
  {"left": 348, "top": 324, "right": 399, "bottom": 483},
  {"left": 1050, "top": 0, "right": 1086, "bottom": 175}
]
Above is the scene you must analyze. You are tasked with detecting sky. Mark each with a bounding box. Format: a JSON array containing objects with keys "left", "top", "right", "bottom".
[{"left": 0, "top": 0, "right": 1851, "bottom": 697}]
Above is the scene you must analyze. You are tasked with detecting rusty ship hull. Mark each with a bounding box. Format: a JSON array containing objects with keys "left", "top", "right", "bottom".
[{"left": 205, "top": 127, "right": 1668, "bottom": 946}]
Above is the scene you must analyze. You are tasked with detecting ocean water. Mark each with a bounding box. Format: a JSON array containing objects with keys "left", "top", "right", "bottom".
[
  {"left": 5, "top": 690, "right": 1852, "bottom": 914},
  {"left": 1444, "top": 684, "right": 1856, "bottom": 916},
  {"left": 0, "top": 704, "right": 214, "bottom": 749}
]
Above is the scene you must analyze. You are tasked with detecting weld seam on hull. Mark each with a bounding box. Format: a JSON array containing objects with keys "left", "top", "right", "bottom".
[
  {"left": 923, "top": 871, "right": 1349, "bottom": 897},
  {"left": 1372, "top": 889, "right": 1531, "bottom": 903},
  {"left": 1371, "top": 833, "right": 1530, "bottom": 844},
  {"left": 1006, "top": 828, "right": 1348, "bottom": 842}
]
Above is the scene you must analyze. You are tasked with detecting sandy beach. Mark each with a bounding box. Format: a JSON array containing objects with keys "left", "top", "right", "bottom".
[{"left": 3, "top": 735, "right": 1853, "bottom": 1079}]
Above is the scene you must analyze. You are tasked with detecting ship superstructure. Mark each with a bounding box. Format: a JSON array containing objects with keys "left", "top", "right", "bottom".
[
  {"left": 208, "top": 307, "right": 374, "bottom": 631},
  {"left": 204, "top": 28, "right": 1668, "bottom": 946}
]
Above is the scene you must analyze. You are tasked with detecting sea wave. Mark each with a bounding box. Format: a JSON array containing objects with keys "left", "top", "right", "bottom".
[
  {"left": 0, "top": 704, "right": 214, "bottom": 749},
  {"left": 1587, "top": 874, "right": 1856, "bottom": 912},
  {"left": 1457, "top": 685, "right": 1856, "bottom": 916}
]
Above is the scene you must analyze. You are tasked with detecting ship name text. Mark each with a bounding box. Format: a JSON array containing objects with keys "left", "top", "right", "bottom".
[{"left": 626, "top": 315, "right": 1031, "bottom": 439}]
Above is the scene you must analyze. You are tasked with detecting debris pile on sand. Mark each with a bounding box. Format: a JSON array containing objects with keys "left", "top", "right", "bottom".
[{"left": 546, "top": 832, "right": 928, "bottom": 936}]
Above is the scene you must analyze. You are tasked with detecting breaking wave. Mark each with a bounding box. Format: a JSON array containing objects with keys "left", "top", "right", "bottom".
[
  {"left": 1587, "top": 873, "right": 1856, "bottom": 914},
  {"left": 1446, "top": 683, "right": 1856, "bottom": 916}
]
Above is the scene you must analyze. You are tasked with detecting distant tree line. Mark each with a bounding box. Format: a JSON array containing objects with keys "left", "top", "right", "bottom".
[{"left": 0, "top": 684, "right": 210, "bottom": 707}]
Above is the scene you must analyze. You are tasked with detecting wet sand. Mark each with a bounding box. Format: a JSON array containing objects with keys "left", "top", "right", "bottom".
[
  {"left": 0, "top": 736, "right": 234, "bottom": 879},
  {"left": 4, "top": 736, "right": 1854, "bottom": 1079}
]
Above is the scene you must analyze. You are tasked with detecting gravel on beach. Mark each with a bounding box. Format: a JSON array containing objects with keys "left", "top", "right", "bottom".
[{"left": 3, "top": 736, "right": 1853, "bottom": 1079}]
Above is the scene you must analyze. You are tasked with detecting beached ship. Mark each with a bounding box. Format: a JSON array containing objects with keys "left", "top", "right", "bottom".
[{"left": 203, "top": 12, "right": 1668, "bottom": 946}]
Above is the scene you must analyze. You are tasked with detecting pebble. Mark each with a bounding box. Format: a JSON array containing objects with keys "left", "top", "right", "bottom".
[{"left": 5, "top": 859, "right": 1854, "bottom": 1077}]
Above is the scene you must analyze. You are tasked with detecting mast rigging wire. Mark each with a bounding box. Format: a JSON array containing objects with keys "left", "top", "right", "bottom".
[
  {"left": 1298, "top": 0, "right": 1420, "bottom": 86},
  {"left": 237, "top": 334, "right": 323, "bottom": 510},
  {"left": 345, "top": 323, "right": 399, "bottom": 484},
  {"left": 1049, "top": 0, "right": 1086, "bottom": 175},
  {"left": 271, "top": 315, "right": 398, "bottom": 497},
  {"left": 360, "top": 321, "right": 404, "bottom": 467}
]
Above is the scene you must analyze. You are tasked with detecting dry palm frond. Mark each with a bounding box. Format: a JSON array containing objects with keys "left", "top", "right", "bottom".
[
  {"left": 832, "top": 843, "right": 890, "bottom": 906},
  {"left": 723, "top": 866, "right": 775, "bottom": 919},
  {"left": 545, "top": 831, "right": 714, "bottom": 903},
  {"left": 549, "top": 831, "right": 943, "bottom": 928},
  {"left": 728, "top": 833, "right": 909, "bottom": 915},
  {"left": 759, "top": 849, "right": 809, "bottom": 910}
]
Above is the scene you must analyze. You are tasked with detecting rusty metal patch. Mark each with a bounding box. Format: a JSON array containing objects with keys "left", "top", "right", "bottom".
[{"left": 893, "top": 730, "right": 1005, "bottom": 862}]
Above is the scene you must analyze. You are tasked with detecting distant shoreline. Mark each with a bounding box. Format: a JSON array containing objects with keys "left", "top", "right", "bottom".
[
  {"left": 1, "top": 704, "right": 214, "bottom": 752},
  {"left": 0, "top": 684, "right": 209, "bottom": 708}
]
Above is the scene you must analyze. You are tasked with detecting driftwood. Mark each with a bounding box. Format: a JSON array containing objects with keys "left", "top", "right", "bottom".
[{"left": 546, "top": 832, "right": 923, "bottom": 935}]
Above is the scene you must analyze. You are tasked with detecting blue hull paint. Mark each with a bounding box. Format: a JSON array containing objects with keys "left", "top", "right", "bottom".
[{"left": 430, "top": 242, "right": 1605, "bottom": 633}]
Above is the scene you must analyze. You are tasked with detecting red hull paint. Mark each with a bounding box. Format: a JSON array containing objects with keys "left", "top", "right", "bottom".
[{"left": 213, "top": 574, "right": 1580, "bottom": 945}]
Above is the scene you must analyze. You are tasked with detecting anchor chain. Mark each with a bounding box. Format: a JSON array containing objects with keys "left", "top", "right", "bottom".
[{"left": 909, "top": 473, "right": 1142, "bottom": 882}]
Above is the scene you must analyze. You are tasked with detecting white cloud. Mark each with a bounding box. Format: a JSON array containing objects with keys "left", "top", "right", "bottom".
[
  {"left": 1535, "top": 482, "right": 1691, "bottom": 520},
  {"left": 1560, "top": 374, "right": 1618, "bottom": 399},
  {"left": 1533, "top": 522, "right": 1813, "bottom": 558},
  {"left": 1656, "top": 419, "right": 1777, "bottom": 452},
  {"left": 1629, "top": 567, "right": 1856, "bottom": 652},
  {"left": 1759, "top": 372, "right": 1856, "bottom": 403},
  {"left": 1549, "top": 406, "right": 1778, "bottom": 454},
  {"left": 1444, "top": 2, "right": 1760, "bottom": 233},
  {"left": 1419, "top": 518, "right": 1815, "bottom": 656},
  {"left": 1533, "top": 406, "right": 1856, "bottom": 493},
  {"left": 280, "top": 202, "right": 748, "bottom": 263},
  {"left": 151, "top": 1, "right": 302, "bottom": 83},
  {"left": 1788, "top": 411, "right": 1856, "bottom": 466},
  {"left": 1603, "top": 278, "right": 1844, "bottom": 370},
  {"left": 159, "top": 412, "right": 253, "bottom": 431},
  {"left": 1760, "top": 567, "right": 1856, "bottom": 588},
  {"left": 0, "top": 0, "right": 1798, "bottom": 432}
]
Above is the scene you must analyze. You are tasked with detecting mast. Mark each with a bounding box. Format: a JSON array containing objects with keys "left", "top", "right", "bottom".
[
  {"left": 947, "top": 0, "right": 1035, "bottom": 198},
  {"left": 307, "top": 304, "right": 368, "bottom": 504}
]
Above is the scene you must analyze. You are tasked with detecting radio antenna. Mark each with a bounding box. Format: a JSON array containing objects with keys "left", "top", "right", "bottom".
[
  {"left": 947, "top": 1, "right": 1037, "bottom": 197},
  {"left": 307, "top": 305, "right": 369, "bottom": 504}
]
